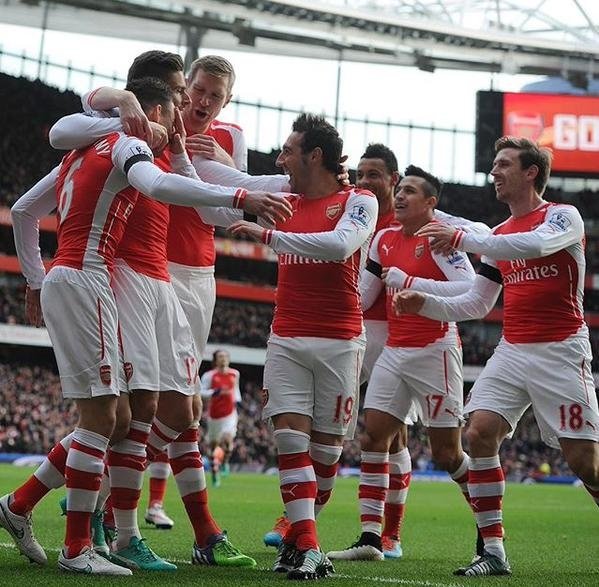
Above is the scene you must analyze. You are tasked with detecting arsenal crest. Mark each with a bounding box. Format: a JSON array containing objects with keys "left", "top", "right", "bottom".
[
  {"left": 123, "top": 362, "right": 133, "bottom": 382},
  {"left": 99, "top": 365, "right": 112, "bottom": 386},
  {"left": 326, "top": 203, "right": 342, "bottom": 220},
  {"left": 415, "top": 243, "right": 424, "bottom": 258},
  {"left": 261, "top": 388, "right": 269, "bottom": 408}
]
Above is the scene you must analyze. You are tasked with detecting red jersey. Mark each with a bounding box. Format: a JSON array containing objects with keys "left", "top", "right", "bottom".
[
  {"left": 167, "top": 120, "right": 247, "bottom": 268},
  {"left": 200, "top": 368, "right": 241, "bottom": 419},
  {"left": 363, "top": 210, "right": 396, "bottom": 322},
  {"left": 374, "top": 225, "right": 471, "bottom": 347},
  {"left": 266, "top": 187, "right": 377, "bottom": 339},
  {"left": 491, "top": 203, "right": 585, "bottom": 343},
  {"left": 116, "top": 150, "right": 172, "bottom": 281},
  {"left": 53, "top": 132, "right": 147, "bottom": 277}
]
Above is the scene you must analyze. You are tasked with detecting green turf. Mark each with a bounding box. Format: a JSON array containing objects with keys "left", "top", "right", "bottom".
[{"left": 0, "top": 464, "right": 596, "bottom": 586}]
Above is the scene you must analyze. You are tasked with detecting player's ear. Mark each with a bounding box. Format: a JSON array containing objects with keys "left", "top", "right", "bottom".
[
  {"left": 223, "top": 92, "right": 233, "bottom": 109},
  {"left": 146, "top": 103, "right": 161, "bottom": 123}
]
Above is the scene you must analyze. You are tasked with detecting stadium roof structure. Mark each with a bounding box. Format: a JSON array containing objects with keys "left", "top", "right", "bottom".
[{"left": 3, "top": 0, "right": 599, "bottom": 78}]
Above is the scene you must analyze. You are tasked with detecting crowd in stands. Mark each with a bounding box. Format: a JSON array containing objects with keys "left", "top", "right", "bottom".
[{"left": 0, "top": 360, "right": 574, "bottom": 479}]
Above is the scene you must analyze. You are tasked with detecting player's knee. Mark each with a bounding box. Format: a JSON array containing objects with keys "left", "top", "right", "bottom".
[
  {"left": 361, "top": 428, "right": 388, "bottom": 452},
  {"left": 464, "top": 424, "right": 500, "bottom": 454},
  {"left": 430, "top": 445, "right": 460, "bottom": 472},
  {"left": 111, "top": 412, "right": 131, "bottom": 444},
  {"left": 567, "top": 452, "right": 599, "bottom": 485}
]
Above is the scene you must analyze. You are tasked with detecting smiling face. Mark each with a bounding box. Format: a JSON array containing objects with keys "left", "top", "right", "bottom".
[
  {"left": 490, "top": 147, "right": 533, "bottom": 203},
  {"left": 275, "top": 131, "right": 310, "bottom": 193},
  {"left": 356, "top": 157, "right": 398, "bottom": 212},
  {"left": 183, "top": 68, "right": 232, "bottom": 134},
  {"left": 394, "top": 175, "right": 436, "bottom": 227}
]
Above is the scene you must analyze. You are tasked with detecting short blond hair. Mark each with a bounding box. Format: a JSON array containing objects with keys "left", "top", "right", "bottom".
[{"left": 188, "top": 55, "right": 235, "bottom": 92}]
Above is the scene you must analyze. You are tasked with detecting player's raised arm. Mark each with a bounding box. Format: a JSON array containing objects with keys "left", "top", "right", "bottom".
[
  {"left": 394, "top": 258, "right": 502, "bottom": 322},
  {"left": 383, "top": 248, "right": 475, "bottom": 296},
  {"left": 434, "top": 209, "right": 491, "bottom": 235},
  {"left": 419, "top": 204, "right": 584, "bottom": 260},
  {"left": 49, "top": 113, "right": 122, "bottom": 150}
]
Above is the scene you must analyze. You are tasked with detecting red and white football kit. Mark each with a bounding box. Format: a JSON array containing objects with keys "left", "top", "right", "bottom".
[
  {"left": 259, "top": 186, "right": 378, "bottom": 436},
  {"left": 420, "top": 202, "right": 599, "bottom": 447},
  {"left": 12, "top": 132, "right": 153, "bottom": 399},
  {"left": 167, "top": 120, "right": 248, "bottom": 359},
  {"left": 200, "top": 368, "right": 242, "bottom": 442},
  {"left": 361, "top": 224, "right": 475, "bottom": 427}
]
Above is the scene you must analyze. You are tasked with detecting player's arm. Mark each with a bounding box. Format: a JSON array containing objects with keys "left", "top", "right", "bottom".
[
  {"left": 232, "top": 129, "right": 248, "bottom": 172},
  {"left": 193, "top": 157, "right": 290, "bottom": 192},
  {"left": 114, "top": 135, "right": 292, "bottom": 222},
  {"left": 434, "top": 209, "right": 491, "bottom": 235},
  {"left": 383, "top": 249, "right": 475, "bottom": 296},
  {"left": 49, "top": 113, "right": 122, "bottom": 150},
  {"left": 230, "top": 192, "right": 378, "bottom": 261},
  {"left": 420, "top": 205, "right": 584, "bottom": 260},
  {"left": 233, "top": 371, "right": 242, "bottom": 404},
  {"left": 393, "top": 258, "right": 502, "bottom": 322},
  {"left": 358, "top": 231, "right": 385, "bottom": 311}
]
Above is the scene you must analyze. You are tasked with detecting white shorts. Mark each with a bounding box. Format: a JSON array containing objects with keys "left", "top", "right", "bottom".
[
  {"left": 41, "top": 266, "right": 120, "bottom": 400},
  {"left": 364, "top": 343, "right": 464, "bottom": 428},
  {"left": 262, "top": 334, "right": 365, "bottom": 437},
  {"left": 361, "top": 320, "right": 388, "bottom": 385},
  {"left": 465, "top": 333, "right": 599, "bottom": 449},
  {"left": 207, "top": 412, "right": 238, "bottom": 443},
  {"left": 112, "top": 260, "right": 199, "bottom": 395},
  {"left": 168, "top": 262, "right": 216, "bottom": 359}
]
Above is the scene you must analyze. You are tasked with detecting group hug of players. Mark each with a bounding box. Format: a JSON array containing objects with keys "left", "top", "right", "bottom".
[{"left": 1, "top": 48, "right": 598, "bottom": 580}]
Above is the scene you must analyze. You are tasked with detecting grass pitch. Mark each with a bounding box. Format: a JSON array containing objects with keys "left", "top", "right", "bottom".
[{"left": 0, "top": 464, "right": 596, "bottom": 586}]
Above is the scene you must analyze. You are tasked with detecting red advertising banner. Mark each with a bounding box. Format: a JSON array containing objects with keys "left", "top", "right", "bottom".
[{"left": 503, "top": 92, "right": 599, "bottom": 175}]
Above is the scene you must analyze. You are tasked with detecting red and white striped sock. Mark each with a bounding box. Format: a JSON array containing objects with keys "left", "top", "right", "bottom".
[
  {"left": 450, "top": 452, "right": 471, "bottom": 504},
  {"left": 146, "top": 419, "right": 180, "bottom": 462},
  {"left": 10, "top": 432, "right": 74, "bottom": 516},
  {"left": 148, "top": 451, "right": 170, "bottom": 508},
  {"left": 468, "top": 455, "right": 506, "bottom": 561},
  {"left": 359, "top": 451, "right": 389, "bottom": 536},
  {"left": 310, "top": 442, "right": 342, "bottom": 518},
  {"left": 583, "top": 482, "right": 599, "bottom": 507},
  {"left": 108, "top": 420, "right": 151, "bottom": 551},
  {"left": 64, "top": 428, "right": 109, "bottom": 558},
  {"left": 275, "top": 429, "right": 318, "bottom": 551},
  {"left": 168, "top": 425, "right": 221, "bottom": 547},
  {"left": 383, "top": 448, "right": 411, "bottom": 539}
]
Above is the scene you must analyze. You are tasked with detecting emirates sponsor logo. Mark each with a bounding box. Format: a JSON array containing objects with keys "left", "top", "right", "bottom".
[
  {"left": 99, "top": 365, "right": 111, "bottom": 386},
  {"left": 503, "top": 262, "right": 559, "bottom": 285},
  {"left": 279, "top": 253, "right": 345, "bottom": 266},
  {"left": 326, "top": 203, "right": 342, "bottom": 219},
  {"left": 123, "top": 362, "right": 133, "bottom": 382}
]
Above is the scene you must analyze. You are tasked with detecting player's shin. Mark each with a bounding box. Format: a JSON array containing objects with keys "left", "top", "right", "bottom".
[
  {"left": 310, "top": 442, "right": 342, "bottom": 517},
  {"left": 383, "top": 448, "right": 411, "bottom": 541}
]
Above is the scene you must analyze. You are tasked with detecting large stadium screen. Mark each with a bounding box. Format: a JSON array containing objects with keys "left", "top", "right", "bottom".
[{"left": 475, "top": 90, "right": 599, "bottom": 178}]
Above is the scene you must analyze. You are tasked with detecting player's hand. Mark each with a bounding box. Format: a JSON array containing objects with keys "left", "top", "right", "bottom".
[
  {"left": 186, "top": 134, "right": 236, "bottom": 167},
  {"left": 336, "top": 155, "right": 350, "bottom": 185},
  {"left": 25, "top": 286, "right": 43, "bottom": 327},
  {"left": 228, "top": 220, "right": 264, "bottom": 242},
  {"left": 148, "top": 122, "right": 169, "bottom": 154},
  {"left": 382, "top": 266, "right": 408, "bottom": 288},
  {"left": 392, "top": 290, "right": 426, "bottom": 316},
  {"left": 243, "top": 192, "right": 293, "bottom": 225},
  {"left": 120, "top": 92, "right": 152, "bottom": 141},
  {"left": 169, "top": 109, "right": 187, "bottom": 154},
  {"left": 416, "top": 222, "right": 459, "bottom": 255}
]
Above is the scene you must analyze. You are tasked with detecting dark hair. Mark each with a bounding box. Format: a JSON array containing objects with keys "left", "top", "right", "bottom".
[
  {"left": 127, "top": 50, "right": 184, "bottom": 84},
  {"left": 404, "top": 165, "right": 443, "bottom": 199},
  {"left": 494, "top": 136, "right": 552, "bottom": 195},
  {"left": 212, "top": 349, "right": 228, "bottom": 363},
  {"left": 292, "top": 113, "right": 343, "bottom": 174},
  {"left": 124, "top": 77, "right": 173, "bottom": 113},
  {"left": 360, "top": 143, "right": 398, "bottom": 174}
]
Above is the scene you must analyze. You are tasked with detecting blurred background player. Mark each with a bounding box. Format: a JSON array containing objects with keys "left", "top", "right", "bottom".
[
  {"left": 200, "top": 350, "right": 242, "bottom": 487},
  {"left": 146, "top": 54, "right": 248, "bottom": 531}
]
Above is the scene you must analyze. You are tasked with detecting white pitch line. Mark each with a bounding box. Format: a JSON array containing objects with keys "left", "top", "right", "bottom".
[{"left": 0, "top": 542, "right": 459, "bottom": 586}]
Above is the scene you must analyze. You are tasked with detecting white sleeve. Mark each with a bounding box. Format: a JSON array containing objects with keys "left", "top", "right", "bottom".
[
  {"left": 359, "top": 231, "right": 385, "bottom": 311},
  {"left": 266, "top": 192, "right": 379, "bottom": 261},
  {"left": 387, "top": 249, "right": 475, "bottom": 297},
  {"left": 193, "top": 157, "right": 290, "bottom": 192},
  {"left": 10, "top": 167, "right": 60, "bottom": 289},
  {"left": 170, "top": 151, "right": 199, "bottom": 180},
  {"left": 231, "top": 129, "right": 248, "bottom": 172},
  {"left": 200, "top": 371, "right": 214, "bottom": 398},
  {"left": 49, "top": 113, "right": 122, "bottom": 150},
  {"left": 455, "top": 205, "right": 584, "bottom": 260},
  {"left": 419, "top": 270, "right": 502, "bottom": 322},
  {"left": 81, "top": 89, "right": 119, "bottom": 118},
  {"left": 112, "top": 136, "right": 242, "bottom": 208},
  {"left": 233, "top": 371, "right": 242, "bottom": 403},
  {"left": 434, "top": 209, "right": 491, "bottom": 235}
]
